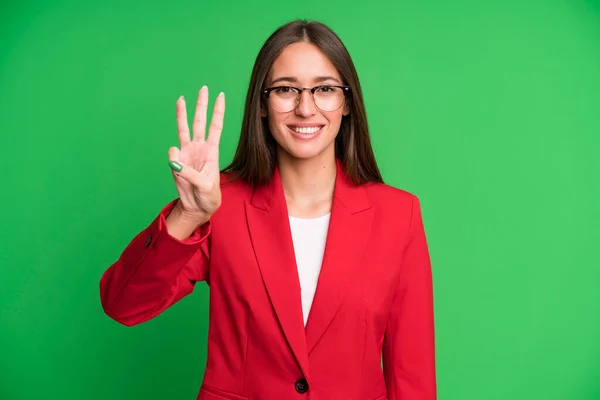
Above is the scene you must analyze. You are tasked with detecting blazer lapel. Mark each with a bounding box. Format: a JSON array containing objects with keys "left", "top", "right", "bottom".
[
  {"left": 245, "top": 165, "right": 310, "bottom": 379},
  {"left": 304, "top": 159, "right": 374, "bottom": 354},
  {"left": 245, "top": 159, "right": 374, "bottom": 373}
]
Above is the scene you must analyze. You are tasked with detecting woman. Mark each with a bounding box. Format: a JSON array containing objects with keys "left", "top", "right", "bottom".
[{"left": 100, "top": 19, "right": 436, "bottom": 400}]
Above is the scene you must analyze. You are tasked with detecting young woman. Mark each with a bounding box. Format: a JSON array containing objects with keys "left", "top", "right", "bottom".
[{"left": 100, "top": 19, "right": 436, "bottom": 400}]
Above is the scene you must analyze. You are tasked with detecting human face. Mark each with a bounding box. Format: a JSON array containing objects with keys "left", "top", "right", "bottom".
[{"left": 262, "top": 42, "right": 350, "bottom": 162}]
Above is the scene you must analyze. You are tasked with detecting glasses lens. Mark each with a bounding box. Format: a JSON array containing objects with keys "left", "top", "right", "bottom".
[
  {"left": 314, "top": 86, "right": 345, "bottom": 112},
  {"left": 268, "top": 86, "right": 346, "bottom": 112},
  {"left": 269, "top": 87, "right": 298, "bottom": 113}
]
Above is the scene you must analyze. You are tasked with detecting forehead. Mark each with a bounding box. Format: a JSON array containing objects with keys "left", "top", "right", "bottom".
[{"left": 267, "top": 42, "right": 341, "bottom": 84}]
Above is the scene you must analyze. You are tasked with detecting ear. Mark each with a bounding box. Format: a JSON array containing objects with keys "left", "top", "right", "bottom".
[
  {"left": 342, "top": 102, "right": 350, "bottom": 116},
  {"left": 260, "top": 101, "right": 268, "bottom": 118}
]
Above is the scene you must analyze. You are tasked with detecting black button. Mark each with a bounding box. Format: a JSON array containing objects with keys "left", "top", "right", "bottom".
[
  {"left": 295, "top": 378, "right": 308, "bottom": 394},
  {"left": 145, "top": 235, "right": 153, "bottom": 247}
]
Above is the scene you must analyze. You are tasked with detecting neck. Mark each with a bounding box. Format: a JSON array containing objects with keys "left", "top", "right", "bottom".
[{"left": 277, "top": 149, "right": 337, "bottom": 216}]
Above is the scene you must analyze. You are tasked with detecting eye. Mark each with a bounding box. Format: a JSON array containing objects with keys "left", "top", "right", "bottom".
[
  {"left": 273, "top": 86, "right": 293, "bottom": 94},
  {"left": 316, "top": 85, "right": 336, "bottom": 93}
]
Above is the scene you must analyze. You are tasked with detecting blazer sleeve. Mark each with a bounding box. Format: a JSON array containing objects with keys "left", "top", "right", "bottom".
[
  {"left": 382, "top": 195, "right": 437, "bottom": 399},
  {"left": 99, "top": 198, "right": 211, "bottom": 327}
]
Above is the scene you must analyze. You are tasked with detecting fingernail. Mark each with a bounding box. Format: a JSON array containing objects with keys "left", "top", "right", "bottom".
[
  {"left": 168, "top": 161, "right": 182, "bottom": 172},
  {"left": 201, "top": 85, "right": 207, "bottom": 90},
  {"left": 178, "top": 95, "right": 184, "bottom": 101},
  {"left": 218, "top": 92, "right": 224, "bottom": 98}
]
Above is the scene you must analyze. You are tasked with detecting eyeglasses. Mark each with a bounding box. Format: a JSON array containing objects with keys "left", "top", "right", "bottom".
[{"left": 262, "top": 85, "right": 351, "bottom": 113}]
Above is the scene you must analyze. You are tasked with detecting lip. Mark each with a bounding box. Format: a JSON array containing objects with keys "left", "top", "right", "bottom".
[
  {"left": 287, "top": 125, "right": 324, "bottom": 141},
  {"left": 286, "top": 123, "right": 326, "bottom": 128}
]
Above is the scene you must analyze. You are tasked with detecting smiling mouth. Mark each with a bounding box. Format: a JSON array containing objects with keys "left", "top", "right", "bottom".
[{"left": 288, "top": 125, "right": 325, "bottom": 134}]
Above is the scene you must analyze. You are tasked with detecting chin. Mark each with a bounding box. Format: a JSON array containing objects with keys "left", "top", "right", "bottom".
[
  {"left": 279, "top": 142, "right": 336, "bottom": 161},
  {"left": 288, "top": 149, "right": 323, "bottom": 160}
]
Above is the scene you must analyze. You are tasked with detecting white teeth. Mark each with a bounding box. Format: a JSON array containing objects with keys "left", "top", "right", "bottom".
[{"left": 291, "top": 126, "right": 322, "bottom": 134}]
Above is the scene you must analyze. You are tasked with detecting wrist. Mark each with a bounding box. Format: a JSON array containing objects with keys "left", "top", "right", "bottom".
[{"left": 172, "top": 202, "right": 210, "bottom": 229}]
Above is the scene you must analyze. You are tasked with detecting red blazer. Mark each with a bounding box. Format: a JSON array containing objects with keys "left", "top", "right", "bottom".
[{"left": 100, "top": 159, "right": 436, "bottom": 400}]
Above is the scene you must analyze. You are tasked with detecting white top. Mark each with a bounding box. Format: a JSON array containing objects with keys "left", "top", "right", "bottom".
[{"left": 288, "top": 213, "right": 331, "bottom": 326}]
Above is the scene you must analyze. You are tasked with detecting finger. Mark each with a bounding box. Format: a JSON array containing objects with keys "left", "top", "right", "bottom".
[
  {"left": 168, "top": 146, "right": 180, "bottom": 163},
  {"left": 192, "top": 86, "right": 209, "bottom": 142},
  {"left": 168, "top": 146, "right": 186, "bottom": 179},
  {"left": 168, "top": 146, "right": 181, "bottom": 176},
  {"left": 176, "top": 96, "right": 190, "bottom": 147},
  {"left": 168, "top": 152, "right": 202, "bottom": 185},
  {"left": 168, "top": 147, "right": 205, "bottom": 184},
  {"left": 207, "top": 92, "right": 225, "bottom": 145}
]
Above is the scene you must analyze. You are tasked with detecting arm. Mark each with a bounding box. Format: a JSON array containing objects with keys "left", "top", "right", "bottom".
[
  {"left": 99, "top": 198, "right": 211, "bottom": 327},
  {"left": 382, "top": 195, "right": 437, "bottom": 399}
]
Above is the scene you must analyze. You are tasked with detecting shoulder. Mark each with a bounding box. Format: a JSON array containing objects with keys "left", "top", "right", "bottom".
[
  {"left": 362, "top": 181, "right": 418, "bottom": 210},
  {"left": 220, "top": 171, "right": 248, "bottom": 187},
  {"left": 218, "top": 171, "right": 253, "bottom": 199},
  {"left": 361, "top": 182, "right": 426, "bottom": 236}
]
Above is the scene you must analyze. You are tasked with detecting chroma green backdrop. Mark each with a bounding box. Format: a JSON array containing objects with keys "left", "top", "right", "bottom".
[{"left": 1, "top": 0, "right": 599, "bottom": 399}]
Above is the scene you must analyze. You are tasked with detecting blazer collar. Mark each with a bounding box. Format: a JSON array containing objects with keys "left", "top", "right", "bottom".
[
  {"left": 249, "top": 158, "right": 370, "bottom": 214},
  {"left": 245, "top": 157, "right": 373, "bottom": 378}
]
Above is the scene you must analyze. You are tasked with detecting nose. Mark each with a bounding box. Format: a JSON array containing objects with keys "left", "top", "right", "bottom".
[{"left": 295, "top": 90, "right": 317, "bottom": 117}]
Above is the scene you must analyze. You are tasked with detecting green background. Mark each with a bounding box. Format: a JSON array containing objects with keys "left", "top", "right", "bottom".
[{"left": 1, "top": 0, "right": 599, "bottom": 399}]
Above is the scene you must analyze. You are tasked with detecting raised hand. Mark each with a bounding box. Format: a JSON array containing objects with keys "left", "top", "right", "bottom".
[{"left": 167, "top": 86, "right": 225, "bottom": 228}]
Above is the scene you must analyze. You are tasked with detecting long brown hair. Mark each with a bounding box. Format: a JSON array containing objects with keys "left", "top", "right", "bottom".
[{"left": 222, "top": 19, "right": 383, "bottom": 186}]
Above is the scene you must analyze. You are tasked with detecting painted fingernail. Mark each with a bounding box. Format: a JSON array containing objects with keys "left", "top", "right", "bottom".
[{"left": 168, "top": 161, "right": 182, "bottom": 172}]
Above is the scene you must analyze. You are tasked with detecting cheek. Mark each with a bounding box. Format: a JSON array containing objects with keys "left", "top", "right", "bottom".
[
  {"left": 324, "top": 110, "right": 345, "bottom": 130},
  {"left": 267, "top": 114, "right": 286, "bottom": 137}
]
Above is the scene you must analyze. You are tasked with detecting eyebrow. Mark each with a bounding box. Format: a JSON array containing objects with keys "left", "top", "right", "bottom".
[{"left": 270, "top": 76, "right": 342, "bottom": 85}]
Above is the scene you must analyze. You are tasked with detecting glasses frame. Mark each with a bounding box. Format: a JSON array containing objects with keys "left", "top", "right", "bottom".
[{"left": 262, "top": 85, "right": 352, "bottom": 112}]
